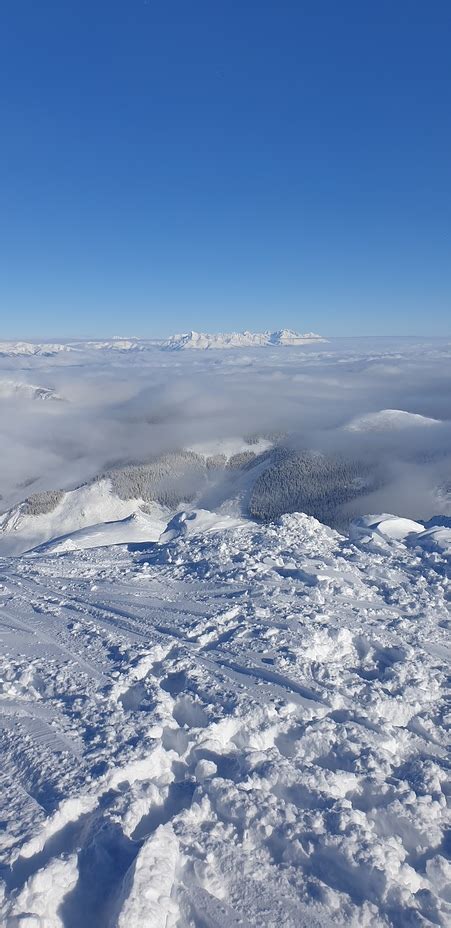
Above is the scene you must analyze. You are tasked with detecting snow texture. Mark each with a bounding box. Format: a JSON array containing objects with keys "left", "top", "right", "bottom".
[{"left": 0, "top": 509, "right": 450, "bottom": 926}]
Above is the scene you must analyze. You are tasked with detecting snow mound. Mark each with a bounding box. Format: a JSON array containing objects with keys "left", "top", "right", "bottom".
[
  {"left": 4, "top": 853, "right": 78, "bottom": 927},
  {"left": 409, "top": 524, "right": 451, "bottom": 557},
  {"left": 161, "top": 329, "right": 325, "bottom": 350},
  {"left": 113, "top": 824, "right": 179, "bottom": 928},
  {"left": 351, "top": 513, "right": 425, "bottom": 542},
  {"left": 351, "top": 514, "right": 451, "bottom": 555},
  {"left": 159, "top": 508, "right": 247, "bottom": 543},
  {"left": 345, "top": 408, "right": 441, "bottom": 431},
  {"left": 30, "top": 508, "right": 167, "bottom": 554}
]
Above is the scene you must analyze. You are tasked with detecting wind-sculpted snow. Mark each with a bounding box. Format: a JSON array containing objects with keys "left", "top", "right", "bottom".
[{"left": 0, "top": 512, "right": 449, "bottom": 926}]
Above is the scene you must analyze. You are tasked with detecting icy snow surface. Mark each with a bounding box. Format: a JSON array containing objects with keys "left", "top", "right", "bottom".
[{"left": 0, "top": 512, "right": 450, "bottom": 926}]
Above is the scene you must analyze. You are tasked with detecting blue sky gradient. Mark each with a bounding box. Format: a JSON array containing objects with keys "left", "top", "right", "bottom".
[{"left": 1, "top": 0, "right": 450, "bottom": 337}]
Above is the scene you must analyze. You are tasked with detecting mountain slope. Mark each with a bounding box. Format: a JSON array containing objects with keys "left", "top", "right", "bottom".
[
  {"left": 0, "top": 480, "right": 149, "bottom": 555},
  {"left": 0, "top": 444, "right": 383, "bottom": 555},
  {"left": 0, "top": 448, "right": 256, "bottom": 555},
  {"left": 29, "top": 508, "right": 168, "bottom": 553}
]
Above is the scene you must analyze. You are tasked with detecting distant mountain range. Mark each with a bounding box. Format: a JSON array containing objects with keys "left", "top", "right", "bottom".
[
  {"left": 0, "top": 330, "right": 325, "bottom": 357},
  {"left": 0, "top": 341, "right": 73, "bottom": 357},
  {"left": 161, "top": 329, "right": 326, "bottom": 350}
]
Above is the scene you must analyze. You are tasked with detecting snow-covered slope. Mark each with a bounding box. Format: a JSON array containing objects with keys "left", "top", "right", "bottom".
[
  {"left": 408, "top": 523, "right": 451, "bottom": 557},
  {"left": 162, "top": 329, "right": 326, "bottom": 350},
  {"left": 31, "top": 508, "right": 167, "bottom": 554},
  {"left": 350, "top": 513, "right": 426, "bottom": 541},
  {"left": 345, "top": 408, "right": 441, "bottom": 431},
  {"left": 0, "top": 510, "right": 449, "bottom": 926},
  {"left": 0, "top": 480, "right": 155, "bottom": 556},
  {"left": 0, "top": 443, "right": 271, "bottom": 556}
]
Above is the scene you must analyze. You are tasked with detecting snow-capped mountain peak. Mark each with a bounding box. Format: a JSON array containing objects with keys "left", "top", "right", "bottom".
[
  {"left": 161, "top": 329, "right": 326, "bottom": 350},
  {"left": 0, "top": 341, "right": 73, "bottom": 357}
]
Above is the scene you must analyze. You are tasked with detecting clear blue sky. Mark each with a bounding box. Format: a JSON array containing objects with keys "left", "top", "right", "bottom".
[{"left": 1, "top": 0, "right": 450, "bottom": 337}]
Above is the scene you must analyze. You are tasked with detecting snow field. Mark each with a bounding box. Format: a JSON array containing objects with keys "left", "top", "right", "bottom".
[{"left": 0, "top": 512, "right": 449, "bottom": 926}]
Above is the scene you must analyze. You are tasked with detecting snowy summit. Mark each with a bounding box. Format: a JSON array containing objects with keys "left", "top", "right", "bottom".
[
  {"left": 345, "top": 408, "right": 442, "bottom": 431},
  {"left": 161, "top": 329, "right": 326, "bottom": 350}
]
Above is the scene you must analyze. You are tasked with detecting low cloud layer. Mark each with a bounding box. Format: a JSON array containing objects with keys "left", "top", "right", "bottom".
[{"left": 1, "top": 336, "right": 451, "bottom": 520}]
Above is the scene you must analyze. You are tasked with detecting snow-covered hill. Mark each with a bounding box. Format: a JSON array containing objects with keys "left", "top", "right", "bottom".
[
  {"left": 0, "top": 480, "right": 155, "bottom": 555},
  {"left": 0, "top": 509, "right": 449, "bottom": 926},
  {"left": 31, "top": 508, "right": 168, "bottom": 554},
  {"left": 0, "top": 439, "right": 260, "bottom": 555},
  {"left": 0, "top": 444, "right": 266, "bottom": 555},
  {"left": 0, "top": 440, "right": 410, "bottom": 557},
  {"left": 161, "top": 329, "right": 326, "bottom": 350},
  {"left": 345, "top": 408, "right": 441, "bottom": 431}
]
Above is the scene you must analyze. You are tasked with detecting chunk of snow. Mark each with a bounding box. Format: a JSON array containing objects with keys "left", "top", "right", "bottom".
[{"left": 351, "top": 513, "right": 425, "bottom": 541}]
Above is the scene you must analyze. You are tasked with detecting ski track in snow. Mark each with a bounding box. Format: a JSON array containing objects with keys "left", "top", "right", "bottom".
[{"left": 0, "top": 513, "right": 450, "bottom": 927}]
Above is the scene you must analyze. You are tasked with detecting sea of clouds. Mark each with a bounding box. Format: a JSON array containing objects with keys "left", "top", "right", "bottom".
[{"left": 1, "top": 335, "right": 451, "bottom": 520}]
